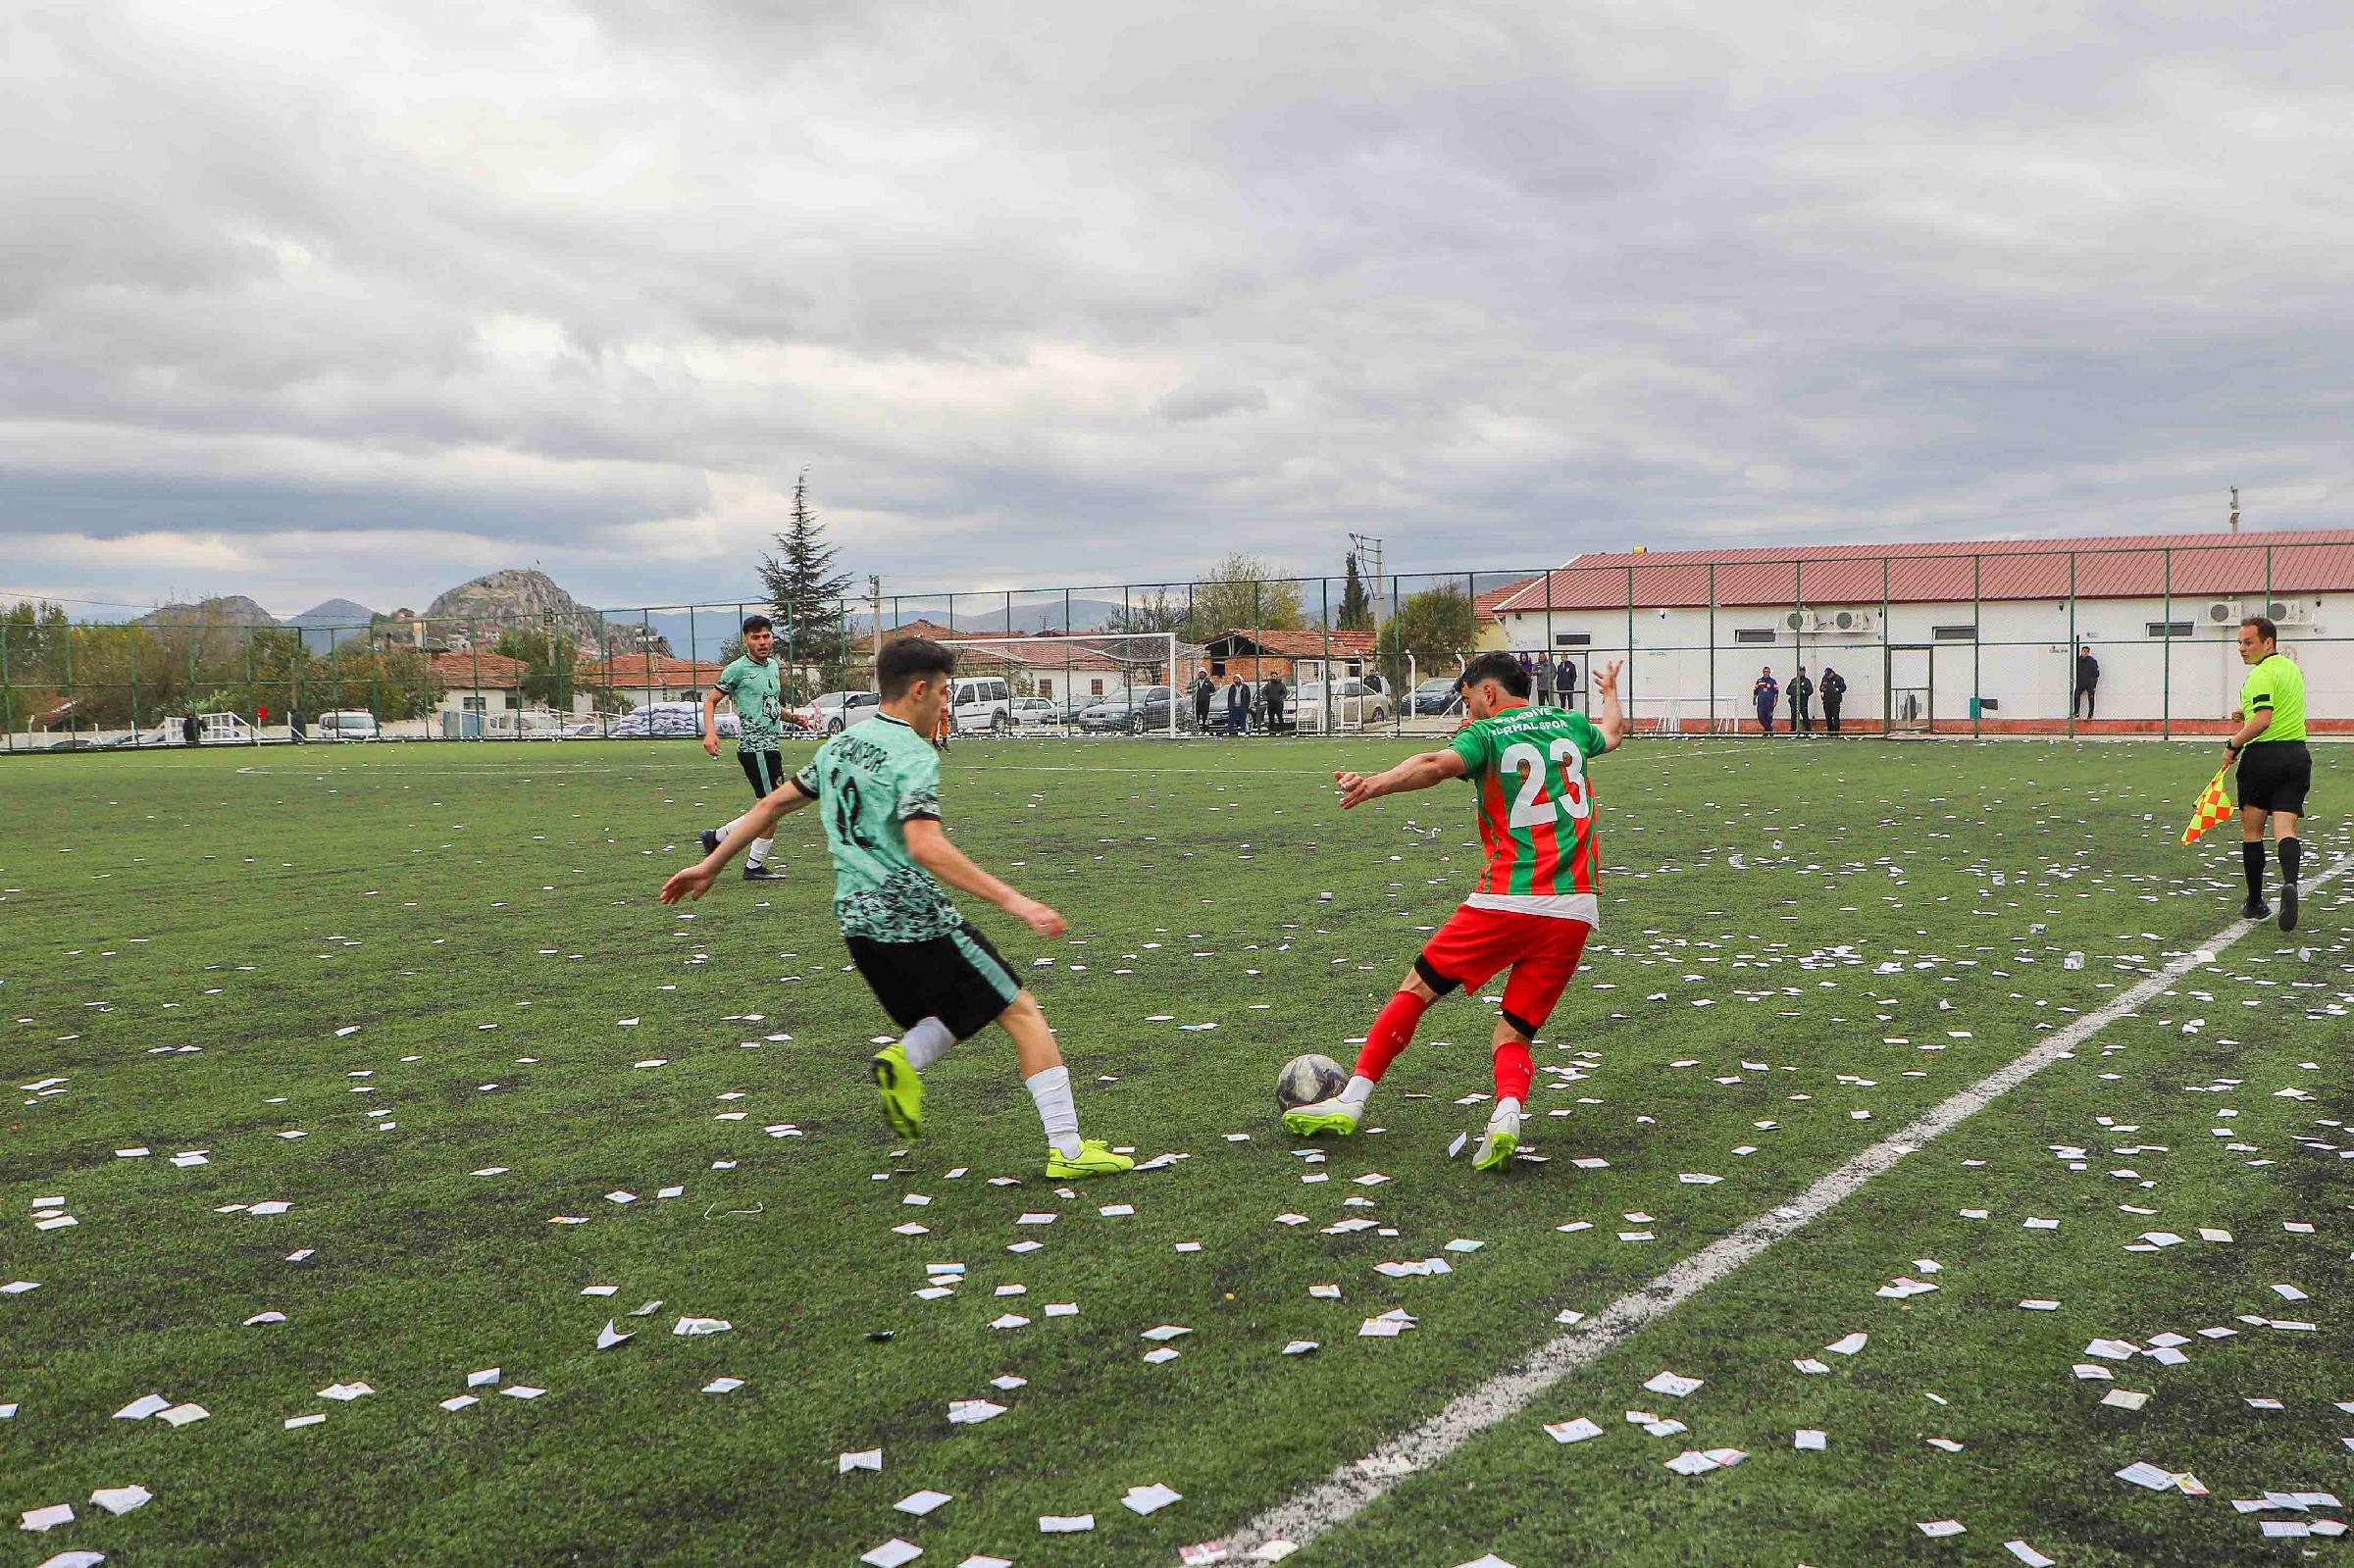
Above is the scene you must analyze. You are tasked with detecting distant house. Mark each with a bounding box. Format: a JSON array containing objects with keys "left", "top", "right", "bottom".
[
  {"left": 1196, "top": 629, "right": 1378, "bottom": 686},
  {"left": 859, "top": 622, "right": 1150, "bottom": 702},
  {"left": 586, "top": 655, "right": 731, "bottom": 710}
]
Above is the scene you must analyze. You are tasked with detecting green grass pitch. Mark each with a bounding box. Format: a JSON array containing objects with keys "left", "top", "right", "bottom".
[{"left": 2, "top": 736, "right": 2349, "bottom": 1567}]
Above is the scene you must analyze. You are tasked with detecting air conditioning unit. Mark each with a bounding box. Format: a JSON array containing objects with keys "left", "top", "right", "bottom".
[
  {"left": 2202, "top": 600, "right": 2237, "bottom": 626},
  {"left": 1783, "top": 610, "right": 1806, "bottom": 632},
  {"left": 2264, "top": 600, "right": 2312, "bottom": 626},
  {"left": 1827, "top": 609, "right": 1875, "bottom": 633}
]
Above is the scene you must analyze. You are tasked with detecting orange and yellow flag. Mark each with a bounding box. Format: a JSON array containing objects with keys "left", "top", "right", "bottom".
[{"left": 2179, "top": 763, "right": 2233, "bottom": 844}]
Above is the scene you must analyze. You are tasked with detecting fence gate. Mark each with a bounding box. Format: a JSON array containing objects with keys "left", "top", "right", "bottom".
[{"left": 1889, "top": 644, "right": 1933, "bottom": 733}]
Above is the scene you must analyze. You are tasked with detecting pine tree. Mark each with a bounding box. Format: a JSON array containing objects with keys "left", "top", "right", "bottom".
[
  {"left": 1338, "top": 551, "right": 1373, "bottom": 632},
  {"left": 756, "top": 469, "right": 852, "bottom": 695}
]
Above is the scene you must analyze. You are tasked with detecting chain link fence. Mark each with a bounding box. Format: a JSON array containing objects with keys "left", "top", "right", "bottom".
[{"left": 5, "top": 542, "right": 2344, "bottom": 752}]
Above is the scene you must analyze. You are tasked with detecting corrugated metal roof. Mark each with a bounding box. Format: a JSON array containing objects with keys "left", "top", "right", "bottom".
[{"left": 1488, "top": 530, "right": 2354, "bottom": 611}]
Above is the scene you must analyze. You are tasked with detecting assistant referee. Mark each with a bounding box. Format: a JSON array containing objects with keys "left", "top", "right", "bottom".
[{"left": 2225, "top": 614, "right": 2310, "bottom": 932}]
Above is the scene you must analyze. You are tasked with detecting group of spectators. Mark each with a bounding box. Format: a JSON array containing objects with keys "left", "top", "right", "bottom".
[
  {"left": 1750, "top": 665, "right": 1849, "bottom": 734},
  {"left": 1514, "top": 651, "right": 1582, "bottom": 707},
  {"left": 1190, "top": 668, "right": 1290, "bottom": 733}
]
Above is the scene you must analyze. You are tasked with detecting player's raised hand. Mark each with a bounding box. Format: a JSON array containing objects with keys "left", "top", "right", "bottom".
[
  {"left": 1594, "top": 660, "right": 1624, "bottom": 699},
  {"left": 1335, "top": 770, "right": 1375, "bottom": 809},
  {"left": 660, "top": 864, "right": 717, "bottom": 904},
  {"left": 1008, "top": 895, "right": 1067, "bottom": 938}
]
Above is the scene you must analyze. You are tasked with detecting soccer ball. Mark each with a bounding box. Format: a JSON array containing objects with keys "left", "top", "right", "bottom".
[{"left": 1275, "top": 1053, "right": 1347, "bottom": 1113}]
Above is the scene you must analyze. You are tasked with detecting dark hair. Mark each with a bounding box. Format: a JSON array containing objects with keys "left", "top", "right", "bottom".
[
  {"left": 742, "top": 614, "right": 773, "bottom": 635},
  {"left": 877, "top": 635, "right": 955, "bottom": 698},
  {"left": 1454, "top": 650, "right": 1531, "bottom": 698},
  {"left": 2241, "top": 614, "right": 2278, "bottom": 643}
]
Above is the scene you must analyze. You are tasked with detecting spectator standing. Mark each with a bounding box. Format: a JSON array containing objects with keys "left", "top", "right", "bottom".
[
  {"left": 1261, "top": 671, "right": 1288, "bottom": 733},
  {"left": 1752, "top": 668, "right": 1779, "bottom": 734},
  {"left": 1225, "top": 673, "right": 1252, "bottom": 734},
  {"left": 1788, "top": 666, "right": 1815, "bottom": 733},
  {"left": 1533, "top": 655, "right": 1555, "bottom": 707},
  {"left": 289, "top": 706, "right": 307, "bottom": 743},
  {"left": 1554, "top": 655, "right": 1578, "bottom": 708},
  {"left": 1817, "top": 668, "right": 1846, "bottom": 734},
  {"left": 2073, "top": 644, "right": 2100, "bottom": 720},
  {"left": 1191, "top": 668, "right": 1215, "bottom": 732}
]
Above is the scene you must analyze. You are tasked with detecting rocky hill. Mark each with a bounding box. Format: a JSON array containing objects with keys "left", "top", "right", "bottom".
[
  {"left": 137, "top": 594, "right": 279, "bottom": 629},
  {"left": 286, "top": 598, "right": 379, "bottom": 653},
  {"left": 425, "top": 569, "right": 670, "bottom": 656}
]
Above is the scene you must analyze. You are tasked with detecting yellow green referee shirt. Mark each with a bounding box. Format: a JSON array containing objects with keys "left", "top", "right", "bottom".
[{"left": 2240, "top": 652, "right": 2307, "bottom": 742}]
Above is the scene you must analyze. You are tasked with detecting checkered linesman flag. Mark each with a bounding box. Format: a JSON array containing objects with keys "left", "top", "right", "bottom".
[{"left": 2179, "top": 762, "right": 2233, "bottom": 844}]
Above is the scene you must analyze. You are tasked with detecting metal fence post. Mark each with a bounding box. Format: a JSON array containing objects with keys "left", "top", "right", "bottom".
[
  {"left": 1879, "top": 557, "right": 1891, "bottom": 737},
  {"left": 2162, "top": 549, "right": 2173, "bottom": 740},
  {"left": 2066, "top": 553, "right": 2077, "bottom": 740},
  {"left": 1624, "top": 566, "right": 1635, "bottom": 725},
  {"left": 1, "top": 623, "right": 13, "bottom": 751},
  {"left": 1971, "top": 553, "right": 1982, "bottom": 739},
  {"left": 1707, "top": 563, "right": 1716, "bottom": 734}
]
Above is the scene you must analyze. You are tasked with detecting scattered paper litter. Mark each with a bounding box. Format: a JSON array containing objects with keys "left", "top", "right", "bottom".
[
  {"left": 89, "top": 1486, "right": 151, "bottom": 1516},
  {"left": 1123, "top": 1482, "right": 1184, "bottom": 1515},
  {"left": 858, "top": 1540, "right": 923, "bottom": 1568}
]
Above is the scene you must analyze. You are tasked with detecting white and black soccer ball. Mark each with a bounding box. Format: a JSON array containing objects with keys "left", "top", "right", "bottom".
[{"left": 1275, "top": 1052, "right": 1347, "bottom": 1112}]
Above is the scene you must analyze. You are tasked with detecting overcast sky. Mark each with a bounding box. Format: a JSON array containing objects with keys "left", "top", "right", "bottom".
[{"left": 5, "top": 1, "right": 2350, "bottom": 618}]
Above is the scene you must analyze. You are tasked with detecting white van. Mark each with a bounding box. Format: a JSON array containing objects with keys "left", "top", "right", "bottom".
[
  {"left": 317, "top": 710, "right": 380, "bottom": 741},
  {"left": 949, "top": 676, "right": 1013, "bottom": 733}
]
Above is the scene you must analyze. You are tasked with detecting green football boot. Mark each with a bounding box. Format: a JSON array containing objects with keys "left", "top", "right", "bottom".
[
  {"left": 870, "top": 1042, "right": 924, "bottom": 1138},
  {"left": 1046, "top": 1138, "right": 1134, "bottom": 1179},
  {"left": 1282, "top": 1095, "right": 1361, "bottom": 1139},
  {"left": 1472, "top": 1103, "right": 1521, "bottom": 1172}
]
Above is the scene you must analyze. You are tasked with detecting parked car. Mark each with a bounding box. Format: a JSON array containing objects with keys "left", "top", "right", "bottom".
[
  {"left": 805, "top": 690, "right": 883, "bottom": 734},
  {"left": 1075, "top": 685, "right": 1181, "bottom": 734},
  {"left": 948, "top": 676, "right": 1014, "bottom": 733},
  {"left": 1291, "top": 680, "right": 1395, "bottom": 731},
  {"left": 1410, "top": 678, "right": 1464, "bottom": 717},
  {"left": 316, "top": 710, "right": 380, "bottom": 741},
  {"left": 1006, "top": 696, "right": 1062, "bottom": 730}
]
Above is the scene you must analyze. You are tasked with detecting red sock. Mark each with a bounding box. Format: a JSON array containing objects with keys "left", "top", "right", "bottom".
[
  {"left": 1354, "top": 990, "right": 1430, "bottom": 1084},
  {"left": 1492, "top": 1038, "right": 1533, "bottom": 1104}
]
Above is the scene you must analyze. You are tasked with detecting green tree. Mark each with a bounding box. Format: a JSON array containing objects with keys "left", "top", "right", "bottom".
[
  {"left": 495, "top": 627, "right": 582, "bottom": 710},
  {"left": 1100, "top": 588, "right": 1188, "bottom": 635},
  {"left": 1337, "top": 552, "right": 1374, "bottom": 632},
  {"left": 1185, "top": 554, "right": 1305, "bottom": 640},
  {"left": 757, "top": 469, "right": 853, "bottom": 699},
  {"left": 1375, "top": 584, "right": 1477, "bottom": 690}
]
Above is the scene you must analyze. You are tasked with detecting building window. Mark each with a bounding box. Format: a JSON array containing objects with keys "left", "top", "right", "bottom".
[
  {"left": 2146, "top": 621, "right": 2193, "bottom": 638},
  {"left": 1733, "top": 629, "right": 1776, "bottom": 645},
  {"left": 463, "top": 695, "right": 486, "bottom": 714},
  {"left": 1554, "top": 632, "right": 1592, "bottom": 646},
  {"left": 1090, "top": 679, "right": 1104, "bottom": 695},
  {"left": 1039, "top": 678, "right": 1053, "bottom": 697},
  {"left": 1932, "top": 625, "right": 1977, "bottom": 641}
]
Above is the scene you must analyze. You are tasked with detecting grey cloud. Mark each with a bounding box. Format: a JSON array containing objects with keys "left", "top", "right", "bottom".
[{"left": 1153, "top": 381, "right": 1270, "bottom": 423}]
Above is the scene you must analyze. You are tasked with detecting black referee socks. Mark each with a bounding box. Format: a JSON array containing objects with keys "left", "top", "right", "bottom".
[
  {"left": 2279, "top": 835, "right": 2302, "bottom": 885},
  {"left": 2244, "top": 839, "right": 2266, "bottom": 900}
]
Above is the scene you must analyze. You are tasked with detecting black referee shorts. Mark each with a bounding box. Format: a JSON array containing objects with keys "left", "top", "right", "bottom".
[
  {"left": 846, "top": 923, "right": 1025, "bottom": 1041},
  {"left": 737, "top": 749, "right": 785, "bottom": 799},
  {"left": 2237, "top": 740, "right": 2312, "bottom": 815}
]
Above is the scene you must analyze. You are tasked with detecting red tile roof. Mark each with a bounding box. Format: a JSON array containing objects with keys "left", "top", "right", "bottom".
[
  {"left": 1203, "top": 628, "right": 1378, "bottom": 658},
  {"left": 1473, "top": 577, "right": 1540, "bottom": 618},
  {"left": 583, "top": 656, "right": 729, "bottom": 685},
  {"left": 1487, "top": 531, "right": 2354, "bottom": 611},
  {"left": 428, "top": 652, "right": 530, "bottom": 686}
]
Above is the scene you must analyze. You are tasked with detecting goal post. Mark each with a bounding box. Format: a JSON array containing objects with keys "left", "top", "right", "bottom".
[{"left": 931, "top": 632, "right": 1182, "bottom": 737}]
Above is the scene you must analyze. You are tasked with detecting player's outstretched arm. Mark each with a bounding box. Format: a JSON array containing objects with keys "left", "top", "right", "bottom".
[
  {"left": 904, "top": 819, "right": 1066, "bottom": 937},
  {"left": 660, "top": 780, "right": 813, "bottom": 903},
  {"left": 1593, "top": 660, "right": 1629, "bottom": 752},
  {"left": 1335, "top": 748, "right": 1469, "bottom": 809}
]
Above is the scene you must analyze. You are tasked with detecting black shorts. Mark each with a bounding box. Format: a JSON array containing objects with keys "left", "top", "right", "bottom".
[
  {"left": 2237, "top": 740, "right": 2312, "bottom": 815},
  {"left": 846, "top": 923, "right": 1024, "bottom": 1041},
  {"left": 737, "top": 749, "right": 786, "bottom": 799}
]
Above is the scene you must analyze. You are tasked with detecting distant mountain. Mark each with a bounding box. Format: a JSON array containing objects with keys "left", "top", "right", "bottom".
[
  {"left": 137, "top": 595, "right": 278, "bottom": 630},
  {"left": 285, "top": 598, "right": 379, "bottom": 654},
  {"left": 429, "top": 569, "right": 670, "bottom": 656}
]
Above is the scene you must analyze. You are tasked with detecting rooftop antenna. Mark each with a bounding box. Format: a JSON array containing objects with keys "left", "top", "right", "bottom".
[{"left": 2227, "top": 487, "right": 2240, "bottom": 534}]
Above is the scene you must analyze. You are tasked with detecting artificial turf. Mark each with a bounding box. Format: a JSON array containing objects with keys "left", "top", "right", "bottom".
[{"left": 0, "top": 734, "right": 2346, "bottom": 1567}]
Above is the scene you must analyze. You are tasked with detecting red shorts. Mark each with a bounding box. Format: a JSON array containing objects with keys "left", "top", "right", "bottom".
[{"left": 1418, "top": 903, "right": 1591, "bottom": 1034}]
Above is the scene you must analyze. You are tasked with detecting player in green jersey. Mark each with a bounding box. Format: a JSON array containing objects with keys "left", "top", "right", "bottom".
[
  {"left": 1285, "top": 651, "right": 1627, "bottom": 1171},
  {"left": 2226, "top": 614, "right": 2312, "bottom": 931},
  {"left": 662, "top": 636, "right": 1132, "bottom": 1180},
  {"left": 701, "top": 615, "right": 788, "bottom": 881}
]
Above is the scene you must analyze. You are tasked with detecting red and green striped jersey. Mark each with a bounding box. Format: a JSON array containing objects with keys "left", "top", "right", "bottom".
[{"left": 1446, "top": 702, "right": 1606, "bottom": 923}]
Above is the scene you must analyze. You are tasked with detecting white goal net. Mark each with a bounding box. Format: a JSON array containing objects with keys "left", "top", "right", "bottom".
[{"left": 930, "top": 633, "right": 1182, "bottom": 737}]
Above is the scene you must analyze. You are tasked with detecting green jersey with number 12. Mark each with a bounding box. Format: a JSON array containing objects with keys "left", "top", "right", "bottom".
[{"left": 1446, "top": 702, "right": 1606, "bottom": 925}]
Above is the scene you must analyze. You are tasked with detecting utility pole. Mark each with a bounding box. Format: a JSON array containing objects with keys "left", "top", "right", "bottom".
[
  {"left": 2227, "top": 487, "right": 2240, "bottom": 534},
  {"left": 1348, "top": 532, "right": 1386, "bottom": 640},
  {"left": 868, "top": 574, "right": 884, "bottom": 688}
]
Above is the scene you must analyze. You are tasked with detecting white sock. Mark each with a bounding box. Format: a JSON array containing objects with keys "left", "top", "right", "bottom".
[
  {"left": 1340, "top": 1074, "right": 1376, "bottom": 1110},
  {"left": 1025, "top": 1065, "right": 1082, "bottom": 1158},
  {"left": 1493, "top": 1095, "right": 1522, "bottom": 1122},
  {"left": 748, "top": 835, "right": 774, "bottom": 866},
  {"left": 901, "top": 1016, "right": 955, "bottom": 1072},
  {"left": 721, "top": 813, "right": 747, "bottom": 837}
]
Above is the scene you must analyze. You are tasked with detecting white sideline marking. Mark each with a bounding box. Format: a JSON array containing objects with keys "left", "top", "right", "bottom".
[{"left": 1225, "top": 860, "right": 2348, "bottom": 1559}]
